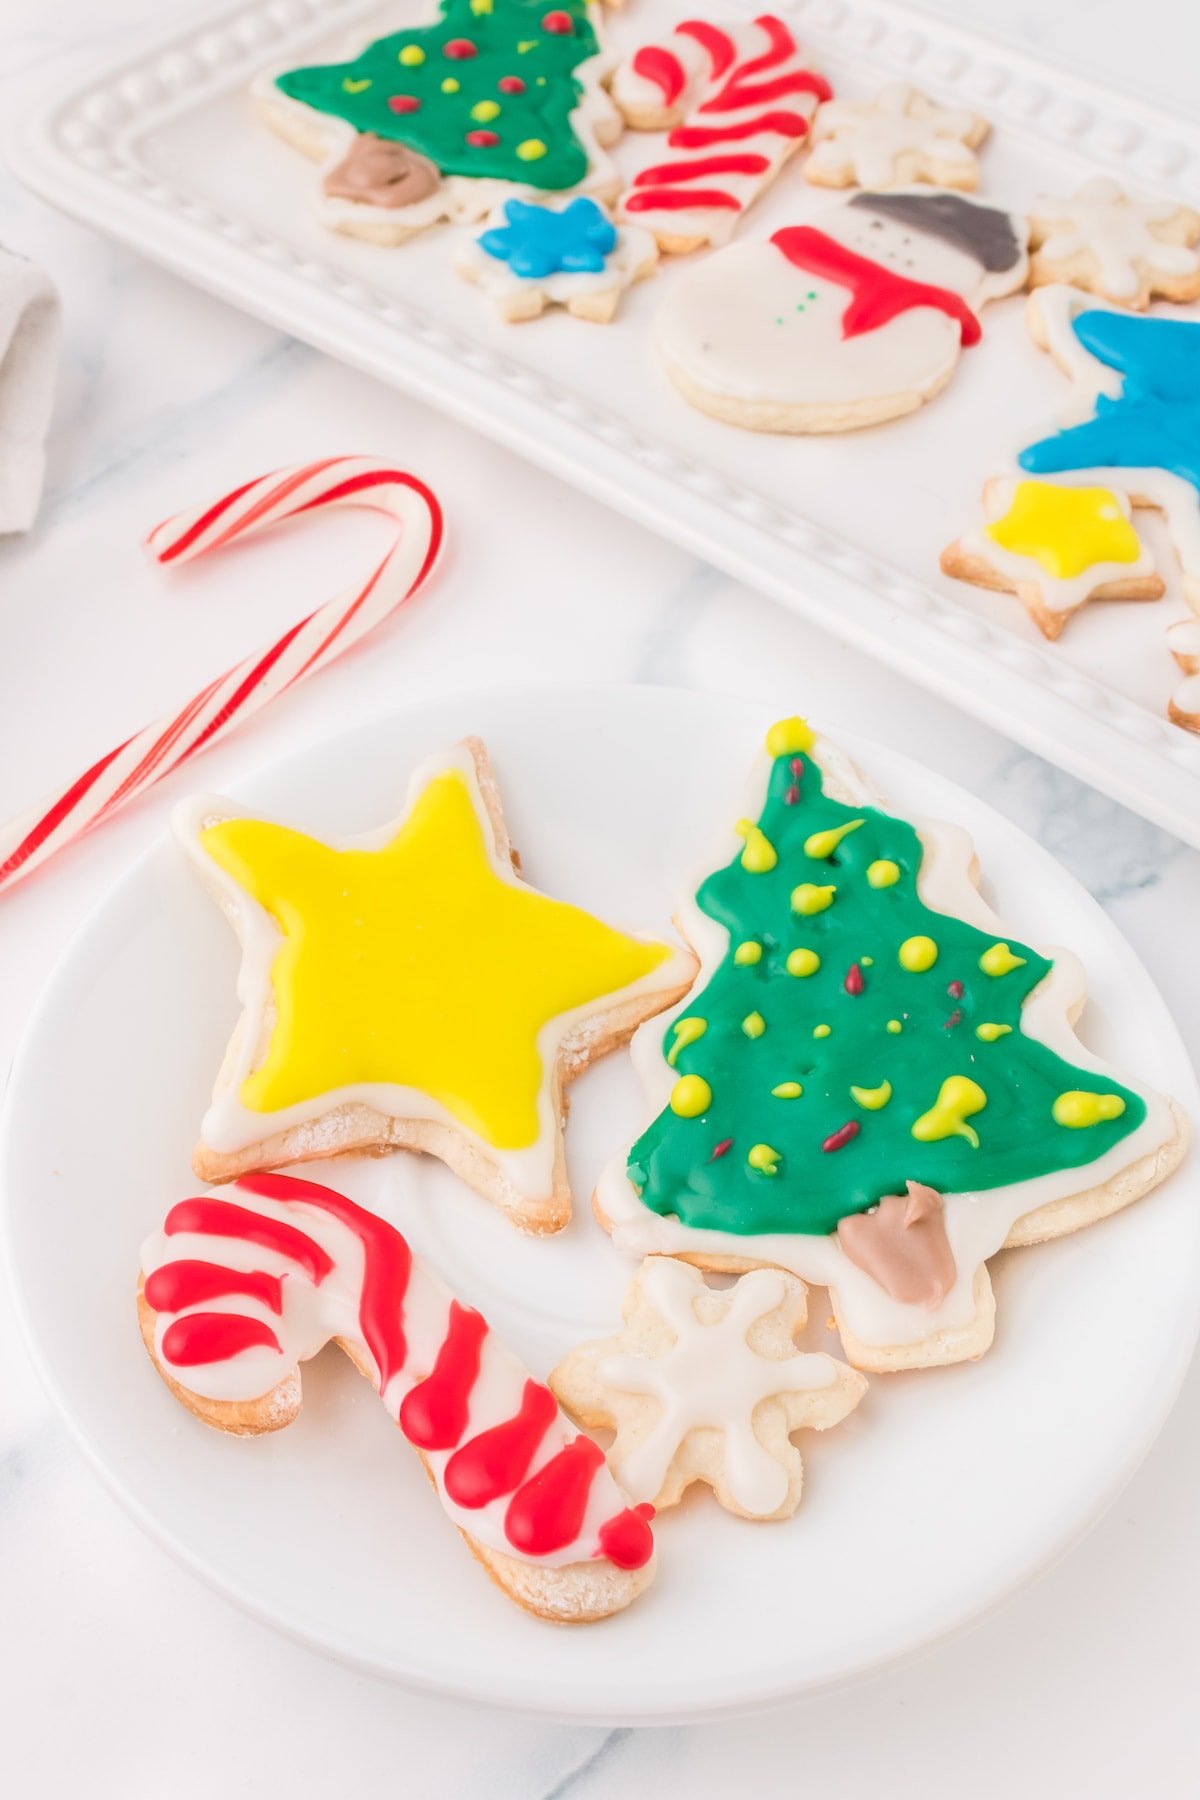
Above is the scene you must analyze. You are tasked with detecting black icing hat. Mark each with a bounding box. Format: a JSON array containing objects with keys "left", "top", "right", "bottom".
[{"left": 849, "top": 190, "right": 1023, "bottom": 273}]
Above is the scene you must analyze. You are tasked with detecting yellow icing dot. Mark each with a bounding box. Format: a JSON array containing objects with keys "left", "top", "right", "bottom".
[
  {"left": 470, "top": 0, "right": 493, "bottom": 12},
  {"left": 984, "top": 480, "right": 1141, "bottom": 581},
  {"left": 398, "top": 45, "right": 426, "bottom": 65},
  {"left": 791, "top": 882, "right": 836, "bottom": 916},
  {"left": 786, "top": 947, "right": 820, "bottom": 978},
  {"left": 850, "top": 1080, "right": 893, "bottom": 1111},
  {"left": 742, "top": 1011, "right": 766, "bottom": 1039},
  {"left": 198, "top": 771, "right": 671, "bottom": 1149},
  {"left": 734, "top": 940, "right": 763, "bottom": 965},
  {"left": 670, "top": 1074, "right": 712, "bottom": 1118},
  {"left": 1052, "top": 1090, "right": 1127, "bottom": 1128},
  {"left": 804, "top": 819, "right": 863, "bottom": 860},
  {"left": 342, "top": 77, "right": 372, "bottom": 93},
  {"left": 470, "top": 99, "right": 501, "bottom": 121},
  {"left": 886, "top": 1018, "right": 903, "bottom": 1034},
  {"left": 765, "top": 716, "right": 815, "bottom": 758},
  {"left": 912, "top": 1076, "right": 987, "bottom": 1148},
  {"left": 899, "top": 935, "right": 938, "bottom": 972},
  {"left": 666, "top": 1016, "right": 706, "bottom": 1067},
  {"left": 867, "top": 859, "right": 900, "bottom": 888},
  {"left": 441, "top": 76, "right": 461, "bottom": 92},
  {"left": 735, "top": 818, "right": 777, "bottom": 873},
  {"left": 975, "top": 1022, "right": 1012, "bottom": 1042},
  {"left": 748, "top": 1143, "right": 781, "bottom": 1176},
  {"left": 861, "top": 955, "right": 874, "bottom": 967},
  {"left": 980, "top": 942, "right": 1027, "bottom": 977},
  {"left": 772, "top": 1081, "right": 803, "bottom": 1099},
  {"left": 517, "top": 38, "right": 538, "bottom": 50},
  {"left": 516, "top": 138, "right": 548, "bottom": 160},
  {"left": 813, "top": 1023, "right": 831, "bottom": 1039}
]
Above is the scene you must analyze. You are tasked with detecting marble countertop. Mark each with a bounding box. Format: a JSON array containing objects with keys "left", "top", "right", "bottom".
[{"left": 3, "top": 0, "right": 1199, "bottom": 1792}]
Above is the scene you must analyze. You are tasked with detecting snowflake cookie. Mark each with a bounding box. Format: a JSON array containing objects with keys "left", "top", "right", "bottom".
[
  {"left": 804, "top": 83, "right": 988, "bottom": 191},
  {"left": 454, "top": 196, "right": 658, "bottom": 321},
  {"left": 1029, "top": 177, "right": 1200, "bottom": 311},
  {"left": 1167, "top": 618, "right": 1200, "bottom": 734},
  {"left": 940, "top": 476, "right": 1163, "bottom": 640},
  {"left": 551, "top": 1257, "right": 866, "bottom": 1519}
]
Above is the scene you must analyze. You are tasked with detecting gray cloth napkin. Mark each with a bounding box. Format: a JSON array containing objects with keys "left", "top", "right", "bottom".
[{"left": 0, "top": 244, "right": 61, "bottom": 534}]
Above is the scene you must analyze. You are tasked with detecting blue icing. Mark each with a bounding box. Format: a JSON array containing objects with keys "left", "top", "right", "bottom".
[
  {"left": 1021, "top": 308, "right": 1200, "bottom": 493},
  {"left": 478, "top": 197, "right": 616, "bottom": 281}
]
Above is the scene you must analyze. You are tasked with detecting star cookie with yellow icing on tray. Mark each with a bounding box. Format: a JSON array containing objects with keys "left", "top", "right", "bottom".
[
  {"left": 174, "top": 738, "right": 696, "bottom": 1232},
  {"left": 940, "top": 475, "right": 1163, "bottom": 639}
]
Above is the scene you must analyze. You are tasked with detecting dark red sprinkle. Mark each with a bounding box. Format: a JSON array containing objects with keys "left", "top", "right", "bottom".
[
  {"left": 822, "top": 1120, "right": 860, "bottom": 1154},
  {"left": 542, "top": 8, "right": 575, "bottom": 30},
  {"left": 445, "top": 36, "right": 478, "bottom": 56},
  {"left": 943, "top": 1009, "right": 963, "bottom": 1029},
  {"left": 710, "top": 1137, "right": 734, "bottom": 1161},
  {"left": 790, "top": 758, "right": 804, "bottom": 778},
  {"left": 498, "top": 75, "right": 526, "bottom": 93},
  {"left": 947, "top": 980, "right": 965, "bottom": 999},
  {"left": 844, "top": 962, "right": 864, "bottom": 996},
  {"left": 784, "top": 784, "right": 801, "bottom": 806},
  {"left": 387, "top": 94, "right": 421, "bottom": 112},
  {"left": 466, "top": 129, "right": 500, "bottom": 145}
]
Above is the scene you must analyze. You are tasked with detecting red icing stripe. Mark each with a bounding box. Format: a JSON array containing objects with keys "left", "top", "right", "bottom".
[
  {"left": 164, "top": 1197, "right": 334, "bottom": 1284},
  {"left": 738, "top": 13, "right": 797, "bottom": 73},
  {"left": 770, "top": 226, "right": 982, "bottom": 347},
  {"left": 145, "top": 1259, "right": 283, "bottom": 1316},
  {"left": 625, "top": 187, "right": 743, "bottom": 213},
  {"left": 633, "top": 152, "right": 770, "bottom": 186},
  {"left": 399, "top": 1301, "right": 488, "bottom": 1450},
  {"left": 597, "top": 1502, "right": 656, "bottom": 1571},
  {"left": 505, "top": 1436, "right": 605, "bottom": 1557},
  {"left": 161, "top": 1311, "right": 282, "bottom": 1367},
  {"left": 238, "top": 1173, "right": 412, "bottom": 1391},
  {"left": 443, "top": 1379, "right": 557, "bottom": 1508},
  {"left": 669, "top": 111, "right": 810, "bottom": 147},
  {"left": 702, "top": 69, "right": 830, "bottom": 112},
  {"left": 676, "top": 18, "right": 736, "bottom": 77},
  {"left": 631, "top": 44, "right": 686, "bottom": 104}
]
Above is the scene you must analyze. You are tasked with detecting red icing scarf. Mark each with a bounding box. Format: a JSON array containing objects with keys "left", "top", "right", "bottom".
[{"left": 770, "top": 226, "right": 982, "bottom": 347}]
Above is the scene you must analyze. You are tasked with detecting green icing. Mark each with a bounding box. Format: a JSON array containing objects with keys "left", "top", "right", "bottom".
[
  {"left": 628, "top": 745, "right": 1145, "bottom": 1237},
  {"left": 276, "top": 0, "right": 599, "bottom": 191}
]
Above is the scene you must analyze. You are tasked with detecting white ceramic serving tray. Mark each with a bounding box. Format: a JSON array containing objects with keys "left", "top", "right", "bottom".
[{"left": 14, "top": 0, "right": 1200, "bottom": 841}]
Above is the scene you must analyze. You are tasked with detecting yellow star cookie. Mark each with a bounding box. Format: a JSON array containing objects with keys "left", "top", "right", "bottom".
[{"left": 175, "top": 738, "right": 696, "bottom": 1231}]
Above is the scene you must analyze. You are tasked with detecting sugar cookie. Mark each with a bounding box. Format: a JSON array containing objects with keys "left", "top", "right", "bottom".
[
  {"left": 1029, "top": 177, "right": 1200, "bottom": 311},
  {"left": 176, "top": 737, "right": 695, "bottom": 1231},
  {"left": 1167, "top": 618, "right": 1200, "bottom": 733},
  {"left": 254, "top": 0, "right": 621, "bottom": 245},
  {"left": 805, "top": 83, "right": 987, "bottom": 191},
  {"left": 656, "top": 189, "right": 1027, "bottom": 433},
  {"left": 139, "top": 1172, "right": 656, "bottom": 1621},
  {"left": 552, "top": 1257, "right": 864, "bottom": 1518},
  {"left": 594, "top": 717, "right": 1187, "bottom": 1373},
  {"left": 454, "top": 196, "right": 657, "bottom": 320},
  {"left": 611, "top": 14, "right": 830, "bottom": 253}
]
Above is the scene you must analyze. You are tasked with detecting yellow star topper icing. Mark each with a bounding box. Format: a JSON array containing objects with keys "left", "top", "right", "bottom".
[
  {"left": 984, "top": 479, "right": 1142, "bottom": 579},
  {"left": 175, "top": 739, "right": 695, "bottom": 1232}
]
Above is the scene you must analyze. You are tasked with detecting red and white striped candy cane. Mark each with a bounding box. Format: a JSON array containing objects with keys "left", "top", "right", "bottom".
[
  {"left": 613, "top": 16, "right": 831, "bottom": 248},
  {"left": 0, "top": 457, "right": 444, "bottom": 898}
]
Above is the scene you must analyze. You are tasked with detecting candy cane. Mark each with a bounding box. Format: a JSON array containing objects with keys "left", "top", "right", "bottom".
[
  {"left": 0, "top": 457, "right": 444, "bottom": 897},
  {"left": 139, "top": 1172, "right": 656, "bottom": 1621}
]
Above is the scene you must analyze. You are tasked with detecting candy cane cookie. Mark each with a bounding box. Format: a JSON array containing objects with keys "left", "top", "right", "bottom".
[
  {"left": 139, "top": 1172, "right": 656, "bottom": 1621},
  {"left": 611, "top": 15, "right": 831, "bottom": 252}
]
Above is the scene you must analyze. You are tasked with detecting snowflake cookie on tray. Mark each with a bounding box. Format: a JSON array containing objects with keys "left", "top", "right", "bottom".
[
  {"left": 254, "top": 0, "right": 622, "bottom": 245},
  {"left": 594, "top": 718, "right": 1187, "bottom": 1374},
  {"left": 138, "top": 1172, "right": 657, "bottom": 1622},
  {"left": 803, "top": 83, "right": 989, "bottom": 191},
  {"left": 174, "top": 736, "right": 695, "bottom": 1233},
  {"left": 551, "top": 1257, "right": 865, "bottom": 1520},
  {"left": 1028, "top": 177, "right": 1200, "bottom": 312},
  {"left": 454, "top": 195, "right": 657, "bottom": 320}
]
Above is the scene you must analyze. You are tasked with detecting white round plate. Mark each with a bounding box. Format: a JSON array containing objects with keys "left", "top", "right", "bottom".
[{"left": 2, "top": 687, "right": 1197, "bottom": 1723}]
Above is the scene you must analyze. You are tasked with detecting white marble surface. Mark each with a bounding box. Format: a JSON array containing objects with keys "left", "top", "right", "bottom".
[{"left": 3, "top": 0, "right": 1200, "bottom": 1792}]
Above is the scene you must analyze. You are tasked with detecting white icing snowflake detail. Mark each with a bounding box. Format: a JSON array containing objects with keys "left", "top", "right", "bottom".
[
  {"left": 806, "top": 83, "right": 984, "bottom": 189},
  {"left": 1031, "top": 177, "right": 1200, "bottom": 302}
]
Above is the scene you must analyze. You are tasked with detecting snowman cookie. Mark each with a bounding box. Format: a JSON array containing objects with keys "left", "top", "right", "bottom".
[
  {"left": 656, "top": 188, "right": 1028, "bottom": 433},
  {"left": 551, "top": 1257, "right": 865, "bottom": 1519},
  {"left": 1029, "top": 178, "right": 1200, "bottom": 312},
  {"left": 454, "top": 196, "right": 657, "bottom": 321},
  {"left": 805, "top": 83, "right": 988, "bottom": 191},
  {"left": 941, "top": 476, "right": 1163, "bottom": 640}
]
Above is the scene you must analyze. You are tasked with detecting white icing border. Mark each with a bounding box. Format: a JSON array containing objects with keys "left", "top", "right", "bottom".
[
  {"left": 960, "top": 476, "right": 1157, "bottom": 614},
  {"left": 452, "top": 197, "right": 657, "bottom": 314},
  {"left": 596, "top": 730, "right": 1180, "bottom": 1350},
  {"left": 175, "top": 742, "right": 692, "bottom": 1197}
]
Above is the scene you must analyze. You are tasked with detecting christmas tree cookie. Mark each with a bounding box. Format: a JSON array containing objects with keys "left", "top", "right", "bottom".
[
  {"left": 176, "top": 738, "right": 695, "bottom": 1232},
  {"left": 595, "top": 719, "right": 1186, "bottom": 1371},
  {"left": 255, "top": 0, "right": 621, "bottom": 245}
]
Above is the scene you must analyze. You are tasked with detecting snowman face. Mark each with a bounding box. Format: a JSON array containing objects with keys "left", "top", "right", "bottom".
[{"left": 825, "top": 205, "right": 984, "bottom": 297}]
